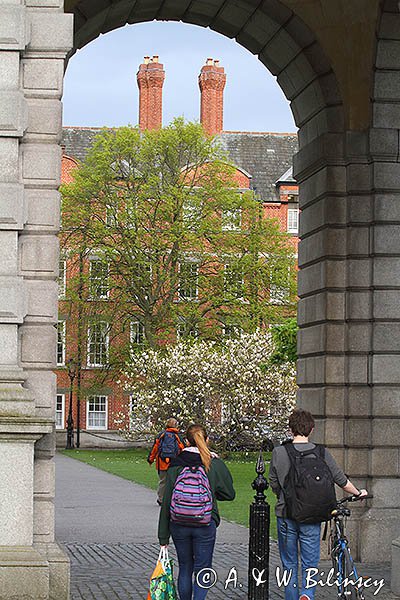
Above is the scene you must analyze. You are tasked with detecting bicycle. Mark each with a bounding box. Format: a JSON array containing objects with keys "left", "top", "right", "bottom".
[{"left": 328, "top": 494, "right": 373, "bottom": 600}]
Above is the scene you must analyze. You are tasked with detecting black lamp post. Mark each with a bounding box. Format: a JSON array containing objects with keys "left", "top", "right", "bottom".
[
  {"left": 248, "top": 449, "right": 270, "bottom": 600},
  {"left": 66, "top": 358, "right": 77, "bottom": 449},
  {"left": 76, "top": 383, "right": 81, "bottom": 449}
]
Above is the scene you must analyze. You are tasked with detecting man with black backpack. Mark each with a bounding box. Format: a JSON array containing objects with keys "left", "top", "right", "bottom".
[
  {"left": 148, "top": 417, "right": 186, "bottom": 505},
  {"left": 269, "top": 409, "right": 368, "bottom": 600}
]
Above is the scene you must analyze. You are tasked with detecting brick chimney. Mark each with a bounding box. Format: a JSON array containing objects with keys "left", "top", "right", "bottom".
[
  {"left": 137, "top": 55, "right": 165, "bottom": 131},
  {"left": 199, "top": 58, "right": 226, "bottom": 136}
]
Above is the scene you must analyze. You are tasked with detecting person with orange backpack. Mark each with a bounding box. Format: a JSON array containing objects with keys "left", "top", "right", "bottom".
[{"left": 148, "top": 417, "right": 186, "bottom": 505}]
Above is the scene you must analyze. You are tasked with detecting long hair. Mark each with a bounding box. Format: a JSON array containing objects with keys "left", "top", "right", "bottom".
[{"left": 186, "top": 424, "right": 212, "bottom": 472}]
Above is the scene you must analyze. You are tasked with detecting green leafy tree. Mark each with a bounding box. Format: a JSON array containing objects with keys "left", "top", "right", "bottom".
[
  {"left": 269, "top": 318, "right": 298, "bottom": 364},
  {"left": 60, "top": 119, "right": 296, "bottom": 386}
]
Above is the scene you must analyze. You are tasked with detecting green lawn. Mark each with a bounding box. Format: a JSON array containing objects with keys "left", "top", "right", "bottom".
[{"left": 60, "top": 448, "right": 277, "bottom": 538}]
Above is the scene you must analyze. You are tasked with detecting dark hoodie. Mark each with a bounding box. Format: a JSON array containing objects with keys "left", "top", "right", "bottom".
[{"left": 158, "top": 448, "right": 235, "bottom": 545}]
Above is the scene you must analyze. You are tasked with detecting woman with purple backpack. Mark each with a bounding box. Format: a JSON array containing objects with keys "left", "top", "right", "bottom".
[{"left": 158, "top": 423, "right": 235, "bottom": 600}]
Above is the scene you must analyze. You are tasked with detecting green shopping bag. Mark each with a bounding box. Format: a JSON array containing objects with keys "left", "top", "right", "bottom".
[{"left": 147, "top": 547, "right": 178, "bottom": 600}]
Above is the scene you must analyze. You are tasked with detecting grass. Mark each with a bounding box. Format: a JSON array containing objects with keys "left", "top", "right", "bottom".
[{"left": 60, "top": 448, "right": 277, "bottom": 538}]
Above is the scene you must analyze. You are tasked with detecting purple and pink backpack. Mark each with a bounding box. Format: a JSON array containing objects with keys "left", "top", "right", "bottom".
[{"left": 170, "top": 465, "right": 213, "bottom": 526}]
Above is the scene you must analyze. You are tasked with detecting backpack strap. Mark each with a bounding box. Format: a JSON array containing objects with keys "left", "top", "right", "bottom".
[
  {"left": 284, "top": 442, "right": 302, "bottom": 486},
  {"left": 174, "top": 432, "right": 183, "bottom": 446},
  {"left": 284, "top": 442, "right": 297, "bottom": 459},
  {"left": 157, "top": 431, "right": 166, "bottom": 453},
  {"left": 285, "top": 442, "right": 323, "bottom": 459},
  {"left": 312, "top": 444, "right": 325, "bottom": 459}
]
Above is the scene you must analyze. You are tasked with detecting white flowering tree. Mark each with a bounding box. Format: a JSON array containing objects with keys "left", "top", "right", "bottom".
[{"left": 123, "top": 331, "right": 296, "bottom": 449}]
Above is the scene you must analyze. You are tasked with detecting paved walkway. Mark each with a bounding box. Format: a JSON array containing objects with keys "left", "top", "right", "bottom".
[{"left": 55, "top": 453, "right": 396, "bottom": 600}]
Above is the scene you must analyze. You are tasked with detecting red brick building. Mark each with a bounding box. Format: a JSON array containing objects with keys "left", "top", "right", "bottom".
[{"left": 55, "top": 57, "right": 299, "bottom": 446}]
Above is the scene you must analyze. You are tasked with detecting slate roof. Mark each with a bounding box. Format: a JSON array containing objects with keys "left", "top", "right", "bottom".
[
  {"left": 62, "top": 127, "right": 298, "bottom": 202},
  {"left": 62, "top": 127, "right": 104, "bottom": 163},
  {"left": 218, "top": 132, "right": 298, "bottom": 202}
]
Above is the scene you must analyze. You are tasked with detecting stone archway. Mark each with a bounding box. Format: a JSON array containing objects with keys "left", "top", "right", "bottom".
[{"left": 0, "top": 1, "right": 398, "bottom": 598}]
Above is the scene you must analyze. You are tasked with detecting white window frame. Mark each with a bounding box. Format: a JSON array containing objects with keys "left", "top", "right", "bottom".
[
  {"left": 87, "top": 321, "right": 109, "bottom": 367},
  {"left": 287, "top": 207, "right": 299, "bottom": 234},
  {"left": 58, "top": 259, "right": 66, "bottom": 299},
  {"left": 222, "top": 208, "right": 242, "bottom": 231},
  {"left": 177, "top": 318, "right": 198, "bottom": 340},
  {"left": 269, "top": 263, "right": 292, "bottom": 305},
  {"left": 183, "top": 197, "right": 202, "bottom": 228},
  {"left": 132, "top": 262, "right": 152, "bottom": 288},
  {"left": 178, "top": 260, "right": 199, "bottom": 301},
  {"left": 89, "top": 258, "right": 109, "bottom": 300},
  {"left": 57, "top": 320, "right": 66, "bottom": 366},
  {"left": 130, "top": 320, "right": 145, "bottom": 347},
  {"left": 269, "top": 285, "right": 289, "bottom": 304},
  {"left": 86, "top": 395, "right": 108, "bottom": 430},
  {"left": 55, "top": 393, "right": 65, "bottom": 429},
  {"left": 106, "top": 203, "right": 118, "bottom": 227},
  {"left": 223, "top": 263, "right": 244, "bottom": 301}
]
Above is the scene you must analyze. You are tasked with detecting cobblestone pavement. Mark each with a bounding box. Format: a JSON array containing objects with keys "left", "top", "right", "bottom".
[
  {"left": 56, "top": 454, "right": 397, "bottom": 600},
  {"left": 64, "top": 540, "right": 395, "bottom": 600}
]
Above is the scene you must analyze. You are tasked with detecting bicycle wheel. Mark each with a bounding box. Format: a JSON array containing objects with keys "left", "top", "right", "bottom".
[{"left": 341, "top": 547, "right": 364, "bottom": 600}]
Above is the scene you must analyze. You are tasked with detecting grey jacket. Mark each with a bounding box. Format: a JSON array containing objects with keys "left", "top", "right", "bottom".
[{"left": 269, "top": 442, "right": 348, "bottom": 517}]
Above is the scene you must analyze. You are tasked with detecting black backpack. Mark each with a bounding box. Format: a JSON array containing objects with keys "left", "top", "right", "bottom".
[
  {"left": 158, "top": 431, "right": 179, "bottom": 460},
  {"left": 283, "top": 443, "right": 337, "bottom": 523}
]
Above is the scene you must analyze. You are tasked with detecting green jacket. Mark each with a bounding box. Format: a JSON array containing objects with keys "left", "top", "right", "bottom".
[{"left": 158, "top": 450, "right": 235, "bottom": 545}]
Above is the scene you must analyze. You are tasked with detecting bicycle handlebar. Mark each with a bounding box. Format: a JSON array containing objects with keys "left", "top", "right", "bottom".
[{"left": 337, "top": 494, "right": 374, "bottom": 505}]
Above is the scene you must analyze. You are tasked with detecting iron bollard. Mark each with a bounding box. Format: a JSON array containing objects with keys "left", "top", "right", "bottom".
[{"left": 248, "top": 449, "right": 270, "bottom": 600}]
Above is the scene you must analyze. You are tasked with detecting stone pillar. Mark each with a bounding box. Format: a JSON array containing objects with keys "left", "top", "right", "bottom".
[
  {"left": 296, "top": 125, "right": 400, "bottom": 563},
  {"left": 0, "top": 1, "right": 73, "bottom": 598},
  {"left": 373, "top": 2, "right": 400, "bottom": 584}
]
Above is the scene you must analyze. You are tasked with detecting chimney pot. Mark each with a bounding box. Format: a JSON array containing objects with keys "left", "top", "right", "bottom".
[
  {"left": 137, "top": 56, "right": 165, "bottom": 131},
  {"left": 199, "top": 59, "right": 226, "bottom": 136}
]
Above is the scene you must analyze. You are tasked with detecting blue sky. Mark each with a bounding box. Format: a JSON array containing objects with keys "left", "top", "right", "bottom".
[{"left": 63, "top": 21, "right": 296, "bottom": 133}]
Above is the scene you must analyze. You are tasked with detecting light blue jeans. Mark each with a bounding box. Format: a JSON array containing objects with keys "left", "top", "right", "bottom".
[{"left": 277, "top": 517, "right": 321, "bottom": 600}]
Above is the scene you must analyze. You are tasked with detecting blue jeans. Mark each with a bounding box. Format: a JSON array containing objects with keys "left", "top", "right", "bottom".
[
  {"left": 170, "top": 520, "right": 216, "bottom": 600},
  {"left": 277, "top": 517, "right": 321, "bottom": 600}
]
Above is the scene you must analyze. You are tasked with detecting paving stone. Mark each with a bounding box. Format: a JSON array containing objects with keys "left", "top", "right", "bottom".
[
  {"left": 63, "top": 541, "right": 395, "bottom": 600},
  {"left": 56, "top": 455, "right": 397, "bottom": 600}
]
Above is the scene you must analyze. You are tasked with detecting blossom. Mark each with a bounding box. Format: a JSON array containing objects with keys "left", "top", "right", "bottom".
[{"left": 122, "top": 331, "right": 296, "bottom": 445}]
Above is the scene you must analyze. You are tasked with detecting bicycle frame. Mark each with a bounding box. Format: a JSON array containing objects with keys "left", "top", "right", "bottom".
[
  {"left": 329, "top": 494, "right": 373, "bottom": 600},
  {"left": 331, "top": 538, "right": 364, "bottom": 599}
]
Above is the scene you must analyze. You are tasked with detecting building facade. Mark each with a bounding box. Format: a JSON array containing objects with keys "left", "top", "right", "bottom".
[{"left": 56, "top": 57, "right": 300, "bottom": 445}]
